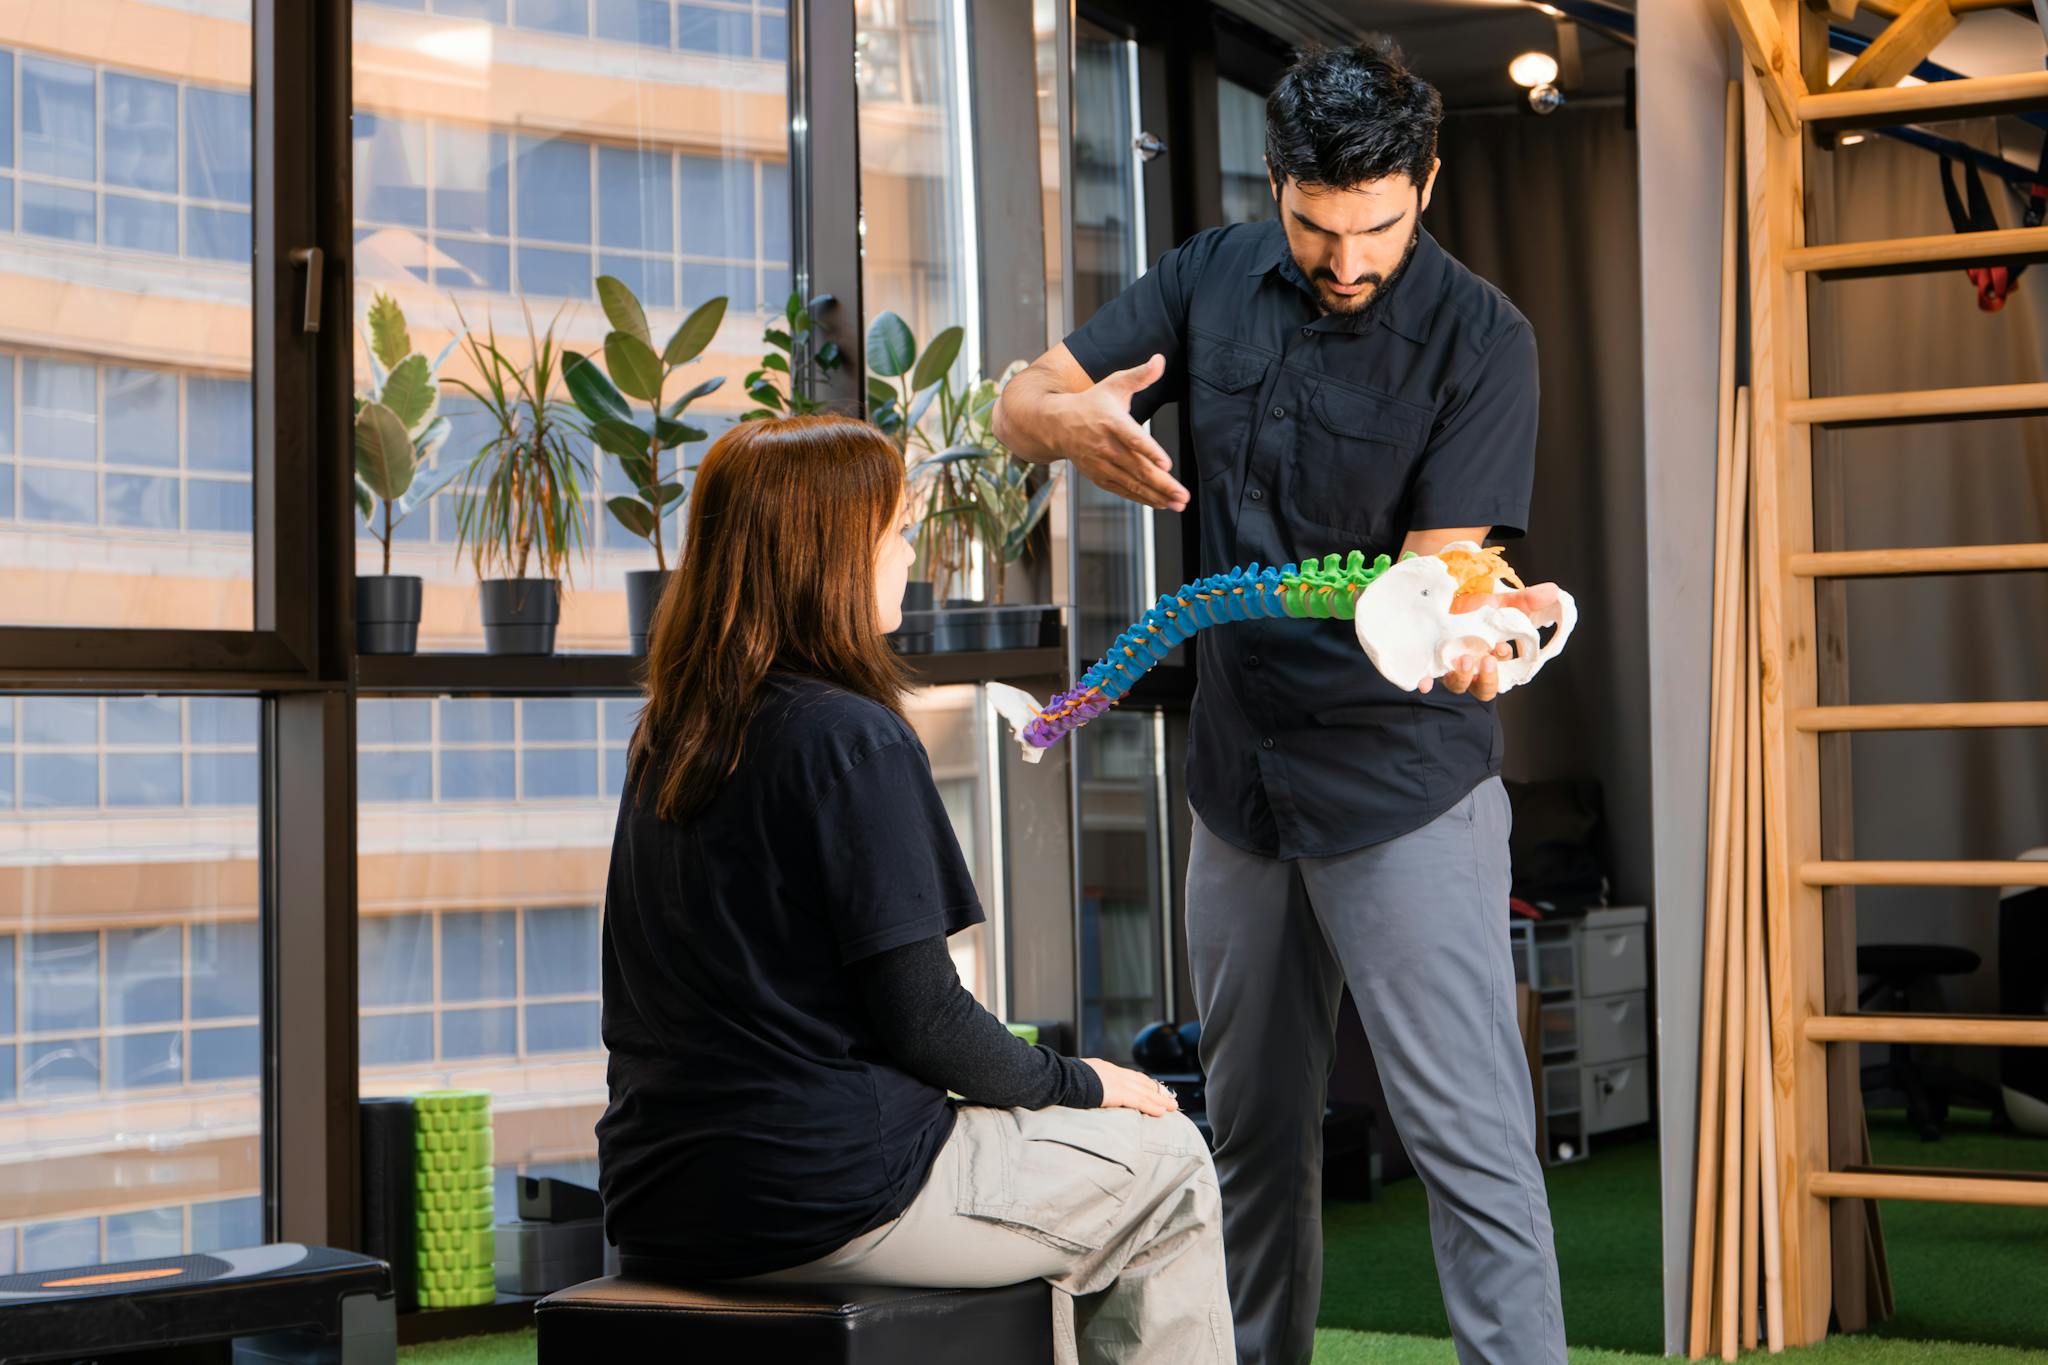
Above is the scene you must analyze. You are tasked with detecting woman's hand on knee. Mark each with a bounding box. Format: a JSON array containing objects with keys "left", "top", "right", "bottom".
[{"left": 1083, "top": 1059, "right": 1181, "bottom": 1116}]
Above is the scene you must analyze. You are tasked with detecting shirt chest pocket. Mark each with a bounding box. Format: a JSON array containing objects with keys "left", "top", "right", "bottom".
[
  {"left": 1185, "top": 330, "right": 1272, "bottom": 484},
  {"left": 1291, "top": 382, "right": 1431, "bottom": 551}
]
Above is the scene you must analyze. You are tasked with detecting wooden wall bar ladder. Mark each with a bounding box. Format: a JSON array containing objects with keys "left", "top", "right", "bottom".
[{"left": 1724, "top": 0, "right": 2048, "bottom": 1348}]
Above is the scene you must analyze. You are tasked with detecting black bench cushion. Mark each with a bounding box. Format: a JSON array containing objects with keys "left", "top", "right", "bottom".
[{"left": 535, "top": 1274, "right": 1054, "bottom": 1365}]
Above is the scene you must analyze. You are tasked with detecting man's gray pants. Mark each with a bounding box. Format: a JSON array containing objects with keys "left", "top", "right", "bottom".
[{"left": 1187, "top": 776, "right": 1566, "bottom": 1365}]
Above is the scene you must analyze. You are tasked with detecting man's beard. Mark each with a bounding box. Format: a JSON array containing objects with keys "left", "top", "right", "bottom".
[{"left": 1301, "top": 221, "right": 1421, "bottom": 318}]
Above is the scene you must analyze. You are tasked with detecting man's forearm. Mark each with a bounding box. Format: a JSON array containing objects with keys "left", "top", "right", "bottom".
[{"left": 992, "top": 362, "right": 1071, "bottom": 466}]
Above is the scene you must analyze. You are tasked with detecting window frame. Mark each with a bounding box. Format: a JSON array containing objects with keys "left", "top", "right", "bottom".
[{"left": 0, "top": 1, "right": 1076, "bottom": 1317}]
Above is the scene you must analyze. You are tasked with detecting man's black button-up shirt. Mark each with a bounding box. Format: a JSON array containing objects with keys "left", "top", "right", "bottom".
[{"left": 1064, "top": 220, "right": 1539, "bottom": 859}]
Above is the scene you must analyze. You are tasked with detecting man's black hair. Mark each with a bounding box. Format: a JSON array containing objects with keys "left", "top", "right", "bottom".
[{"left": 1264, "top": 38, "right": 1443, "bottom": 191}]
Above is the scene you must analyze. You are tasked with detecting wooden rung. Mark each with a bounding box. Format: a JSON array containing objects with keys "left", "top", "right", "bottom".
[
  {"left": 1791, "top": 543, "right": 2048, "bottom": 578},
  {"left": 1806, "top": 1015, "right": 2048, "bottom": 1046},
  {"left": 1801, "top": 68, "right": 2048, "bottom": 131},
  {"left": 1786, "top": 226, "right": 2048, "bottom": 280},
  {"left": 1795, "top": 701, "right": 2048, "bottom": 732},
  {"left": 1790, "top": 382, "right": 2048, "bottom": 428},
  {"left": 1801, "top": 860, "right": 2048, "bottom": 887},
  {"left": 1864, "top": 0, "right": 2045, "bottom": 15},
  {"left": 1811, "top": 1168, "right": 2048, "bottom": 1208}
]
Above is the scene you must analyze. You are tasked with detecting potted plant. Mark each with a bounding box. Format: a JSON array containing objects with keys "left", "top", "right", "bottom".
[
  {"left": 867, "top": 315, "right": 1058, "bottom": 652},
  {"left": 564, "top": 277, "right": 728, "bottom": 655},
  {"left": 448, "top": 302, "right": 590, "bottom": 656},
  {"left": 353, "top": 293, "right": 463, "bottom": 655},
  {"left": 738, "top": 290, "right": 845, "bottom": 420}
]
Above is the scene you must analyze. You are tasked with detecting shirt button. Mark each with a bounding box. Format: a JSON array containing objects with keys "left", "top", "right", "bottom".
[
  {"left": 1248, "top": 488, "right": 1263, "bottom": 502},
  {"left": 1301, "top": 326, "right": 1313, "bottom": 337},
  {"left": 1261, "top": 737, "right": 1276, "bottom": 751},
  {"left": 1246, "top": 654, "right": 1261, "bottom": 668},
  {"left": 1271, "top": 406, "right": 1285, "bottom": 419}
]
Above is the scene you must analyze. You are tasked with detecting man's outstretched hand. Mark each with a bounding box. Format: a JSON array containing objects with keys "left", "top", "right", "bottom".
[{"left": 1044, "top": 354, "right": 1190, "bottom": 512}]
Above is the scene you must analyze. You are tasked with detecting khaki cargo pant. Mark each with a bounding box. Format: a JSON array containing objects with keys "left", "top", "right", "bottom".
[{"left": 747, "top": 1104, "right": 1236, "bottom": 1365}]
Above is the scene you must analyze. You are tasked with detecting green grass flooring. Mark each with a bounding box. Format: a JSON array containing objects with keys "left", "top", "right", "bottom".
[
  {"left": 1319, "top": 1110, "right": 2048, "bottom": 1360},
  {"left": 401, "top": 1109, "right": 2048, "bottom": 1362},
  {"left": 400, "top": 1324, "right": 2048, "bottom": 1364}
]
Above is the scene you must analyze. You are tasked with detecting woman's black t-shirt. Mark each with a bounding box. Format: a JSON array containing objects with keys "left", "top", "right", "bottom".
[{"left": 596, "top": 673, "right": 984, "bottom": 1277}]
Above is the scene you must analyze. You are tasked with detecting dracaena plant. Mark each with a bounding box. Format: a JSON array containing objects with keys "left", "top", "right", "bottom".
[
  {"left": 738, "top": 290, "right": 844, "bottom": 419},
  {"left": 353, "top": 292, "right": 463, "bottom": 576},
  {"left": 867, "top": 313, "right": 1057, "bottom": 605},
  {"left": 447, "top": 299, "right": 590, "bottom": 584},
  {"left": 564, "top": 277, "right": 728, "bottom": 573}
]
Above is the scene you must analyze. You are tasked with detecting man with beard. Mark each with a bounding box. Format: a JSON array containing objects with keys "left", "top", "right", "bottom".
[{"left": 993, "top": 38, "right": 1564, "bottom": 1365}]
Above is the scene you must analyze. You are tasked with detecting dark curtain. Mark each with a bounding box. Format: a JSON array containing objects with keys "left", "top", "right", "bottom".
[
  {"left": 1423, "top": 105, "right": 1653, "bottom": 905},
  {"left": 1813, "top": 129, "right": 2048, "bottom": 1021}
]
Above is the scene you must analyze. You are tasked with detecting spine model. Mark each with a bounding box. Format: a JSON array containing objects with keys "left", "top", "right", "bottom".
[{"left": 1024, "top": 550, "right": 1400, "bottom": 749}]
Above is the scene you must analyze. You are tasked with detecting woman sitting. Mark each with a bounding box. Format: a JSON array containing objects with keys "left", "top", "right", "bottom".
[{"left": 597, "top": 414, "right": 1235, "bottom": 1364}]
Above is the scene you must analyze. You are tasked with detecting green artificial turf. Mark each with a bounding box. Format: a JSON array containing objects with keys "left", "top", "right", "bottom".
[
  {"left": 1857, "top": 1110, "right": 2048, "bottom": 1352},
  {"left": 1319, "top": 1110, "right": 2048, "bottom": 1359},
  {"left": 398, "top": 1109, "right": 2048, "bottom": 1363},
  {"left": 400, "top": 1325, "right": 2048, "bottom": 1363},
  {"left": 1320, "top": 1132, "right": 1667, "bottom": 1353}
]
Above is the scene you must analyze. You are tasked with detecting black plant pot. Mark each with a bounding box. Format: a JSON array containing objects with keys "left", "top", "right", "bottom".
[
  {"left": 986, "top": 605, "right": 1043, "bottom": 651},
  {"left": 356, "top": 575, "right": 423, "bottom": 656},
  {"left": 479, "top": 578, "right": 561, "bottom": 656},
  {"left": 626, "top": 569, "right": 669, "bottom": 657},
  {"left": 933, "top": 598, "right": 993, "bottom": 653},
  {"left": 889, "top": 580, "right": 938, "bottom": 654},
  {"left": 890, "top": 610, "right": 936, "bottom": 655}
]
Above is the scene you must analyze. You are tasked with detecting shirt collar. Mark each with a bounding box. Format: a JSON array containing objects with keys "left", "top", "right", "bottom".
[{"left": 1248, "top": 217, "right": 1447, "bottom": 344}]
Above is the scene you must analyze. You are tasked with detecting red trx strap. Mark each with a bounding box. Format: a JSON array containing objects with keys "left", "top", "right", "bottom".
[{"left": 1940, "top": 138, "right": 2048, "bottom": 313}]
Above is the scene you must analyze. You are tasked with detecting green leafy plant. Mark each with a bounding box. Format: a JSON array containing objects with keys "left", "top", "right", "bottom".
[
  {"left": 867, "top": 312, "right": 1057, "bottom": 605},
  {"left": 446, "top": 300, "right": 590, "bottom": 584},
  {"left": 739, "top": 291, "right": 845, "bottom": 419},
  {"left": 562, "top": 276, "right": 727, "bottom": 573},
  {"left": 353, "top": 292, "right": 463, "bottom": 575}
]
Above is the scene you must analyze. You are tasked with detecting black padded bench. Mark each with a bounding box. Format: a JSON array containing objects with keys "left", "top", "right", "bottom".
[{"left": 536, "top": 1274, "right": 1055, "bottom": 1364}]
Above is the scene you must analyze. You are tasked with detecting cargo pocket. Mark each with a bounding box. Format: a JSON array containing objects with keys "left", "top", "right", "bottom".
[{"left": 954, "top": 1107, "right": 1144, "bottom": 1253}]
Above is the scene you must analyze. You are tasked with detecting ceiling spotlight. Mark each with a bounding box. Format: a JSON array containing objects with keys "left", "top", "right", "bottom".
[
  {"left": 1509, "top": 50, "right": 1560, "bottom": 88},
  {"left": 1839, "top": 132, "right": 1867, "bottom": 147}
]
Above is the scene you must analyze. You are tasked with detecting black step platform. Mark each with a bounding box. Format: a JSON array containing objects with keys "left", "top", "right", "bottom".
[
  {"left": 537, "top": 1273, "right": 1054, "bottom": 1365},
  {"left": 0, "top": 1243, "right": 394, "bottom": 1364}
]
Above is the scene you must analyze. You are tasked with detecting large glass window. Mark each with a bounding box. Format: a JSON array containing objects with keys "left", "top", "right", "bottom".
[
  {"left": 0, "top": 17, "right": 255, "bottom": 630},
  {"left": 0, "top": 696, "right": 262, "bottom": 1273},
  {"left": 357, "top": 687, "right": 1001, "bottom": 1222},
  {"left": 1066, "top": 20, "right": 1173, "bottom": 1061},
  {"left": 1218, "top": 76, "right": 1274, "bottom": 226},
  {"left": 855, "top": 0, "right": 975, "bottom": 360},
  {"left": 351, "top": 0, "right": 790, "bottom": 653}
]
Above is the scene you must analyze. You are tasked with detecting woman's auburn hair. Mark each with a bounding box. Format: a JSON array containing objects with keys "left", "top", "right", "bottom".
[{"left": 629, "top": 413, "right": 908, "bottom": 822}]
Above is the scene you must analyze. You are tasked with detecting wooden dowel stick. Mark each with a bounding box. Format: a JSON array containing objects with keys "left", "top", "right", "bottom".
[
  {"left": 1690, "top": 426, "right": 1741, "bottom": 1352},
  {"left": 1719, "top": 400, "right": 1752, "bottom": 1363},
  {"left": 1691, "top": 392, "right": 1746, "bottom": 1354},
  {"left": 1689, "top": 89, "right": 1745, "bottom": 1350},
  {"left": 1741, "top": 514, "right": 1762, "bottom": 1353},
  {"left": 1752, "top": 472, "right": 1786, "bottom": 1352}
]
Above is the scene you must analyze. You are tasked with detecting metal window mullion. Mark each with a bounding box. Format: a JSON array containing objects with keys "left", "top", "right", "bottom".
[{"left": 789, "top": 0, "right": 864, "bottom": 413}]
